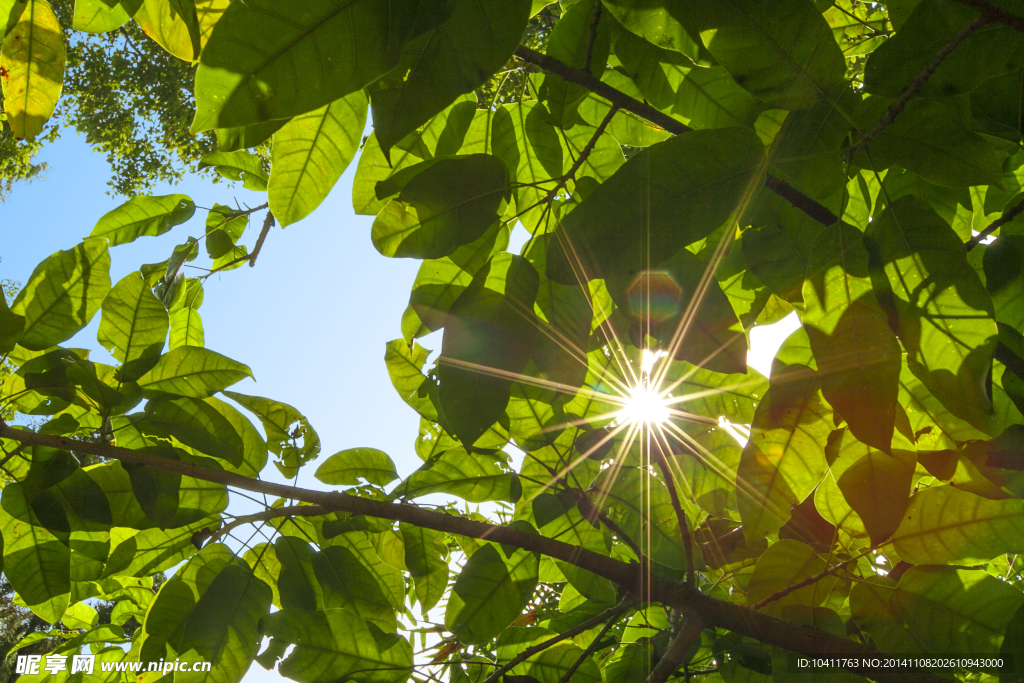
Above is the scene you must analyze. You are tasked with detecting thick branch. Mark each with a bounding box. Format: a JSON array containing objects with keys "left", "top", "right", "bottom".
[
  {"left": 848, "top": 16, "right": 988, "bottom": 156},
  {"left": 646, "top": 616, "right": 704, "bottom": 683},
  {"left": 950, "top": 0, "right": 1024, "bottom": 33},
  {"left": 0, "top": 423, "right": 946, "bottom": 683},
  {"left": 966, "top": 197, "right": 1024, "bottom": 250},
  {"left": 583, "top": 0, "right": 603, "bottom": 73},
  {"left": 482, "top": 594, "right": 635, "bottom": 683},
  {"left": 513, "top": 46, "right": 840, "bottom": 228}
]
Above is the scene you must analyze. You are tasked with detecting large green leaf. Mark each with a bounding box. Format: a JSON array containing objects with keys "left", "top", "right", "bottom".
[
  {"left": 131, "top": 0, "right": 201, "bottom": 61},
  {"left": 538, "top": 0, "right": 610, "bottom": 128},
  {"left": 89, "top": 194, "right": 196, "bottom": 246},
  {"left": 743, "top": 198, "right": 824, "bottom": 304},
  {"left": 746, "top": 540, "right": 846, "bottom": 616},
  {"left": 97, "top": 273, "right": 169, "bottom": 383},
  {"left": 545, "top": 127, "right": 765, "bottom": 284},
  {"left": 889, "top": 566, "right": 1024, "bottom": 655},
  {"left": 173, "top": 563, "right": 273, "bottom": 680},
  {"left": 321, "top": 531, "right": 405, "bottom": 610},
  {"left": 222, "top": 391, "right": 319, "bottom": 475},
  {"left": 315, "top": 448, "right": 398, "bottom": 487},
  {"left": 197, "top": 150, "right": 268, "bottom": 191},
  {"left": 370, "top": 0, "right": 529, "bottom": 156},
  {"left": 612, "top": 26, "right": 757, "bottom": 131},
  {"left": 692, "top": 0, "right": 846, "bottom": 110},
  {"left": 399, "top": 522, "right": 448, "bottom": 618},
  {"left": 259, "top": 608, "right": 412, "bottom": 683},
  {"left": 863, "top": 0, "right": 1024, "bottom": 98},
  {"left": 383, "top": 339, "right": 441, "bottom": 423},
  {"left": 866, "top": 195, "right": 999, "bottom": 432},
  {"left": 12, "top": 238, "right": 111, "bottom": 351},
  {"left": 137, "top": 346, "right": 252, "bottom": 398},
  {"left": 602, "top": 0, "right": 704, "bottom": 59},
  {"left": 191, "top": 0, "right": 422, "bottom": 131},
  {"left": 371, "top": 154, "right": 510, "bottom": 259},
  {"left": 801, "top": 222, "right": 901, "bottom": 452},
  {"left": 444, "top": 543, "right": 538, "bottom": 645},
  {"left": 0, "top": 288, "right": 25, "bottom": 354},
  {"left": 139, "top": 396, "right": 245, "bottom": 467},
  {"left": 72, "top": 0, "right": 129, "bottom": 32},
  {"left": 892, "top": 485, "right": 1024, "bottom": 565},
  {"left": 737, "top": 369, "right": 832, "bottom": 540},
  {"left": 311, "top": 545, "right": 397, "bottom": 631},
  {"left": 853, "top": 98, "right": 1002, "bottom": 188},
  {"left": 984, "top": 235, "right": 1024, "bottom": 331},
  {"left": 269, "top": 90, "right": 368, "bottom": 227},
  {"left": 0, "top": 484, "right": 70, "bottom": 623},
  {"left": 438, "top": 253, "right": 539, "bottom": 446},
  {"left": 275, "top": 536, "right": 322, "bottom": 611},
  {"left": 393, "top": 448, "right": 518, "bottom": 503},
  {"left": 0, "top": 0, "right": 65, "bottom": 139}
]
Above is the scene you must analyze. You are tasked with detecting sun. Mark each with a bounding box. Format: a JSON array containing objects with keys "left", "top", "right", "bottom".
[{"left": 620, "top": 382, "right": 672, "bottom": 426}]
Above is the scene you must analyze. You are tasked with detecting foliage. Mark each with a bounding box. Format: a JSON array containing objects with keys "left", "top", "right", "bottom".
[{"left": 3, "top": 1, "right": 1024, "bottom": 683}]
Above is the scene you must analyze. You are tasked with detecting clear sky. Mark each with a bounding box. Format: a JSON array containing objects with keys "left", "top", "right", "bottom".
[{"left": 1, "top": 131, "right": 797, "bottom": 681}]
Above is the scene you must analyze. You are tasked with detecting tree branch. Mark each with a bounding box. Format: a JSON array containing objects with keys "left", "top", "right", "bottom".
[
  {"left": 950, "top": 0, "right": 1024, "bottom": 33},
  {"left": 848, "top": 16, "right": 988, "bottom": 157},
  {"left": 557, "top": 600, "right": 629, "bottom": 683},
  {"left": 513, "top": 46, "right": 840, "bottom": 228},
  {"left": 0, "top": 421, "right": 947, "bottom": 683},
  {"left": 646, "top": 615, "right": 704, "bottom": 683},
  {"left": 207, "top": 505, "right": 330, "bottom": 544},
  {"left": 482, "top": 594, "right": 635, "bottom": 683},
  {"left": 966, "top": 196, "right": 1024, "bottom": 250},
  {"left": 653, "top": 452, "right": 695, "bottom": 588},
  {"left": 583, "top": 0, "right": 604, "bottom": 73}
]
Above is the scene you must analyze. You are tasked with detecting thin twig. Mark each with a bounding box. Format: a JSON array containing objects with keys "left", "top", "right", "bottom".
[
  {"left": 206, "top": 505, "right": 330, "bottom": 545},
  {"left": 201, "top": 209, "right": 276, "bottom": 277},
  {"left": 583, "top": 0, "right": 604, "bottom": 73},
  {"left": 750, "top": 549, "right": 871, "bottom": 611},
  {"left": 848, "top": 16, "right": 988, "bottom": 157},
  {"left": 557, "top": 601, "right": 628, "bottom": 683},
  {"left": 513, "top": 45, "right": 841, "bottom": 228},
  {"left": 482, "top": 594, "right": 635, "bottom": 683},
  {"left": 966, "top": 196, "right": 1024, "bottom": 250},
  {"left": 950, "top": 0, "right": 1024, "bottom": 33},
  {"left": 654, "top": 454, "right": 695, "bottom": 588},
  {"left": 576, "top": 492, "right": 644, "bottom": 561},
  {"left": 645, "top": 615, "right": 704, "bottom": 683}
]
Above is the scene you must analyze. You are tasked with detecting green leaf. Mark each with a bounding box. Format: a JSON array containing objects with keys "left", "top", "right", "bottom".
[
  {"left": 90, "top": 194, "right": 196, "bottom": 247},
  {"left": 259, "top": 608, "right": 413, "bottom": 683},
  {"left": 370, "top": 0, "right": 529, "bottom": 156},
  {"left": 853, "top": 98, "right": 1002, "bottom": 188},
  {"left": 801, "top": 222, "right": 901, "bottom": 452},
  {"left": 169, "top": 307, "right": 204, "bottom": 350},
  {"left": 191, "top": 0, "right": 422, "bottom": 131},
  {"left": 269, "top": 90, "right": 368, "bottom": 227},
  {"left": 612, "top": 27, "right": 757, "bottom": 131},
  {"left": 602, "top": 0, "right": 704, "bottom": 59},
  {"left": 737, "top": 368, "right": 832, "bottom": 540},
  {"left": 216, "top": 118, "right": 287, "bottom": 152},
  {"left": 545, "top": 127, "right": 765, "bottom": 284},
  {"left": 12, "top": 238, "right": 111, "bottom": 351},
  {"left": 864, "top": 0, "right": 1024, "bottom": 99},
  {"left": 322, "top": 531, "right": 406, "bottom": 610},
  {"left": 889, "top": 566, "right": 1024, "bottom": 655},
  {"left": 438, "top": 253, "right": 539, "bottom": 446},
  {"left": 399, "top": 522, "right": 448, "bottom": 618},
  {"left": 371, "top": 154, "right": 510, "bottom": 259},
  {"left": 592, "top": 467, "right": 693, "bottom": 570},
  {"left": 222, "top": 391, "right": 319, "bottom": 474},
  {"left": 315, "top": 448, "right": 398, "bottom": 487},
  {"left": 72, "top": 0, "right": 128, "bottom": 33},
  {"left": 0, "top": 484, "right": 70, "bottom": 623},
  {"left": 140, "top": 396, "right": 245, "bottom": 466},
  {"left": 97, "top": 273, "right": 169, "bottom": 383},
  {"left": 891, "top": 485, "right": 1024, "bottom": 565},
  {"left": 173, "top": 563, "right": 273, "bottom": 677},
  {"left": 538, "top": 0, "right": 610, "bottom": 128},
  {"left": 834, "top": 440, "right": 915, "bottom": 546},
  {"left": 746, "top": 540, "right": 846, "bottom": 616},
  {"left": 0, "top": 0, "right": 66, "bottom": 140},
  {"left": 311, "top": 545, "right": 397, "bottom": 631},
  {"left": 275, "top": 536, "right": 322, "bottom": 611},
  {"left": 984, "top": 235, "right": 1024, "bottom": 331},
  {"left": 866, "top": 195, "right": 999, "bottom": 432},
  {"left": 0, "top": 288, "right": 25, "bottom": 354},
  {"left": 444, "top": 543, "right": 538, "bottom": 645},
  {"left": 394, "top": 448, "right": 518, "bottom": 503},
  {"left": 137, "top": 346, "right": 253, "bottom": 398},
  {"left": 131, "top": 0, "right": 201, "bottom": 61},
  {"left": 742, "top": 198, "right": 824, "bottom": 304},
  {"left": 197, "top": 150, "right": 268, "bottom": 191},
  {"left": 692, "top": 0, "right": 846, "bottom": 110}
]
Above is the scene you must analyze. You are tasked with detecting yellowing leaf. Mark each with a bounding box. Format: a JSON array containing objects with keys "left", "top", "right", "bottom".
[{"left": 0, "top": 0, "right": 65, "bottom": 139}]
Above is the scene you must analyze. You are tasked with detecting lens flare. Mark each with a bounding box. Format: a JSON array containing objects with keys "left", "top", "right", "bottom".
[{"left": 620, "top": 383, "right": 672, "bottom": 425}]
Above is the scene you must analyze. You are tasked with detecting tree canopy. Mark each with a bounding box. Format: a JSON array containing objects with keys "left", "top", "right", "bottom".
[{"left": 2, "top": 0, "right": 1024, "bottom": 682}]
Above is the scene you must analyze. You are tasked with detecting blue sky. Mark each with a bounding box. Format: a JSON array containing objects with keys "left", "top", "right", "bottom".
[{"left": 1, "top": 129, "right": 797, "bottom": 681}]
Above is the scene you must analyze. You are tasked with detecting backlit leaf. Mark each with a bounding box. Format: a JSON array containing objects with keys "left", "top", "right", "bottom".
[{"left": 0, "top": 0, "right": 65, "bottom": 139}]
